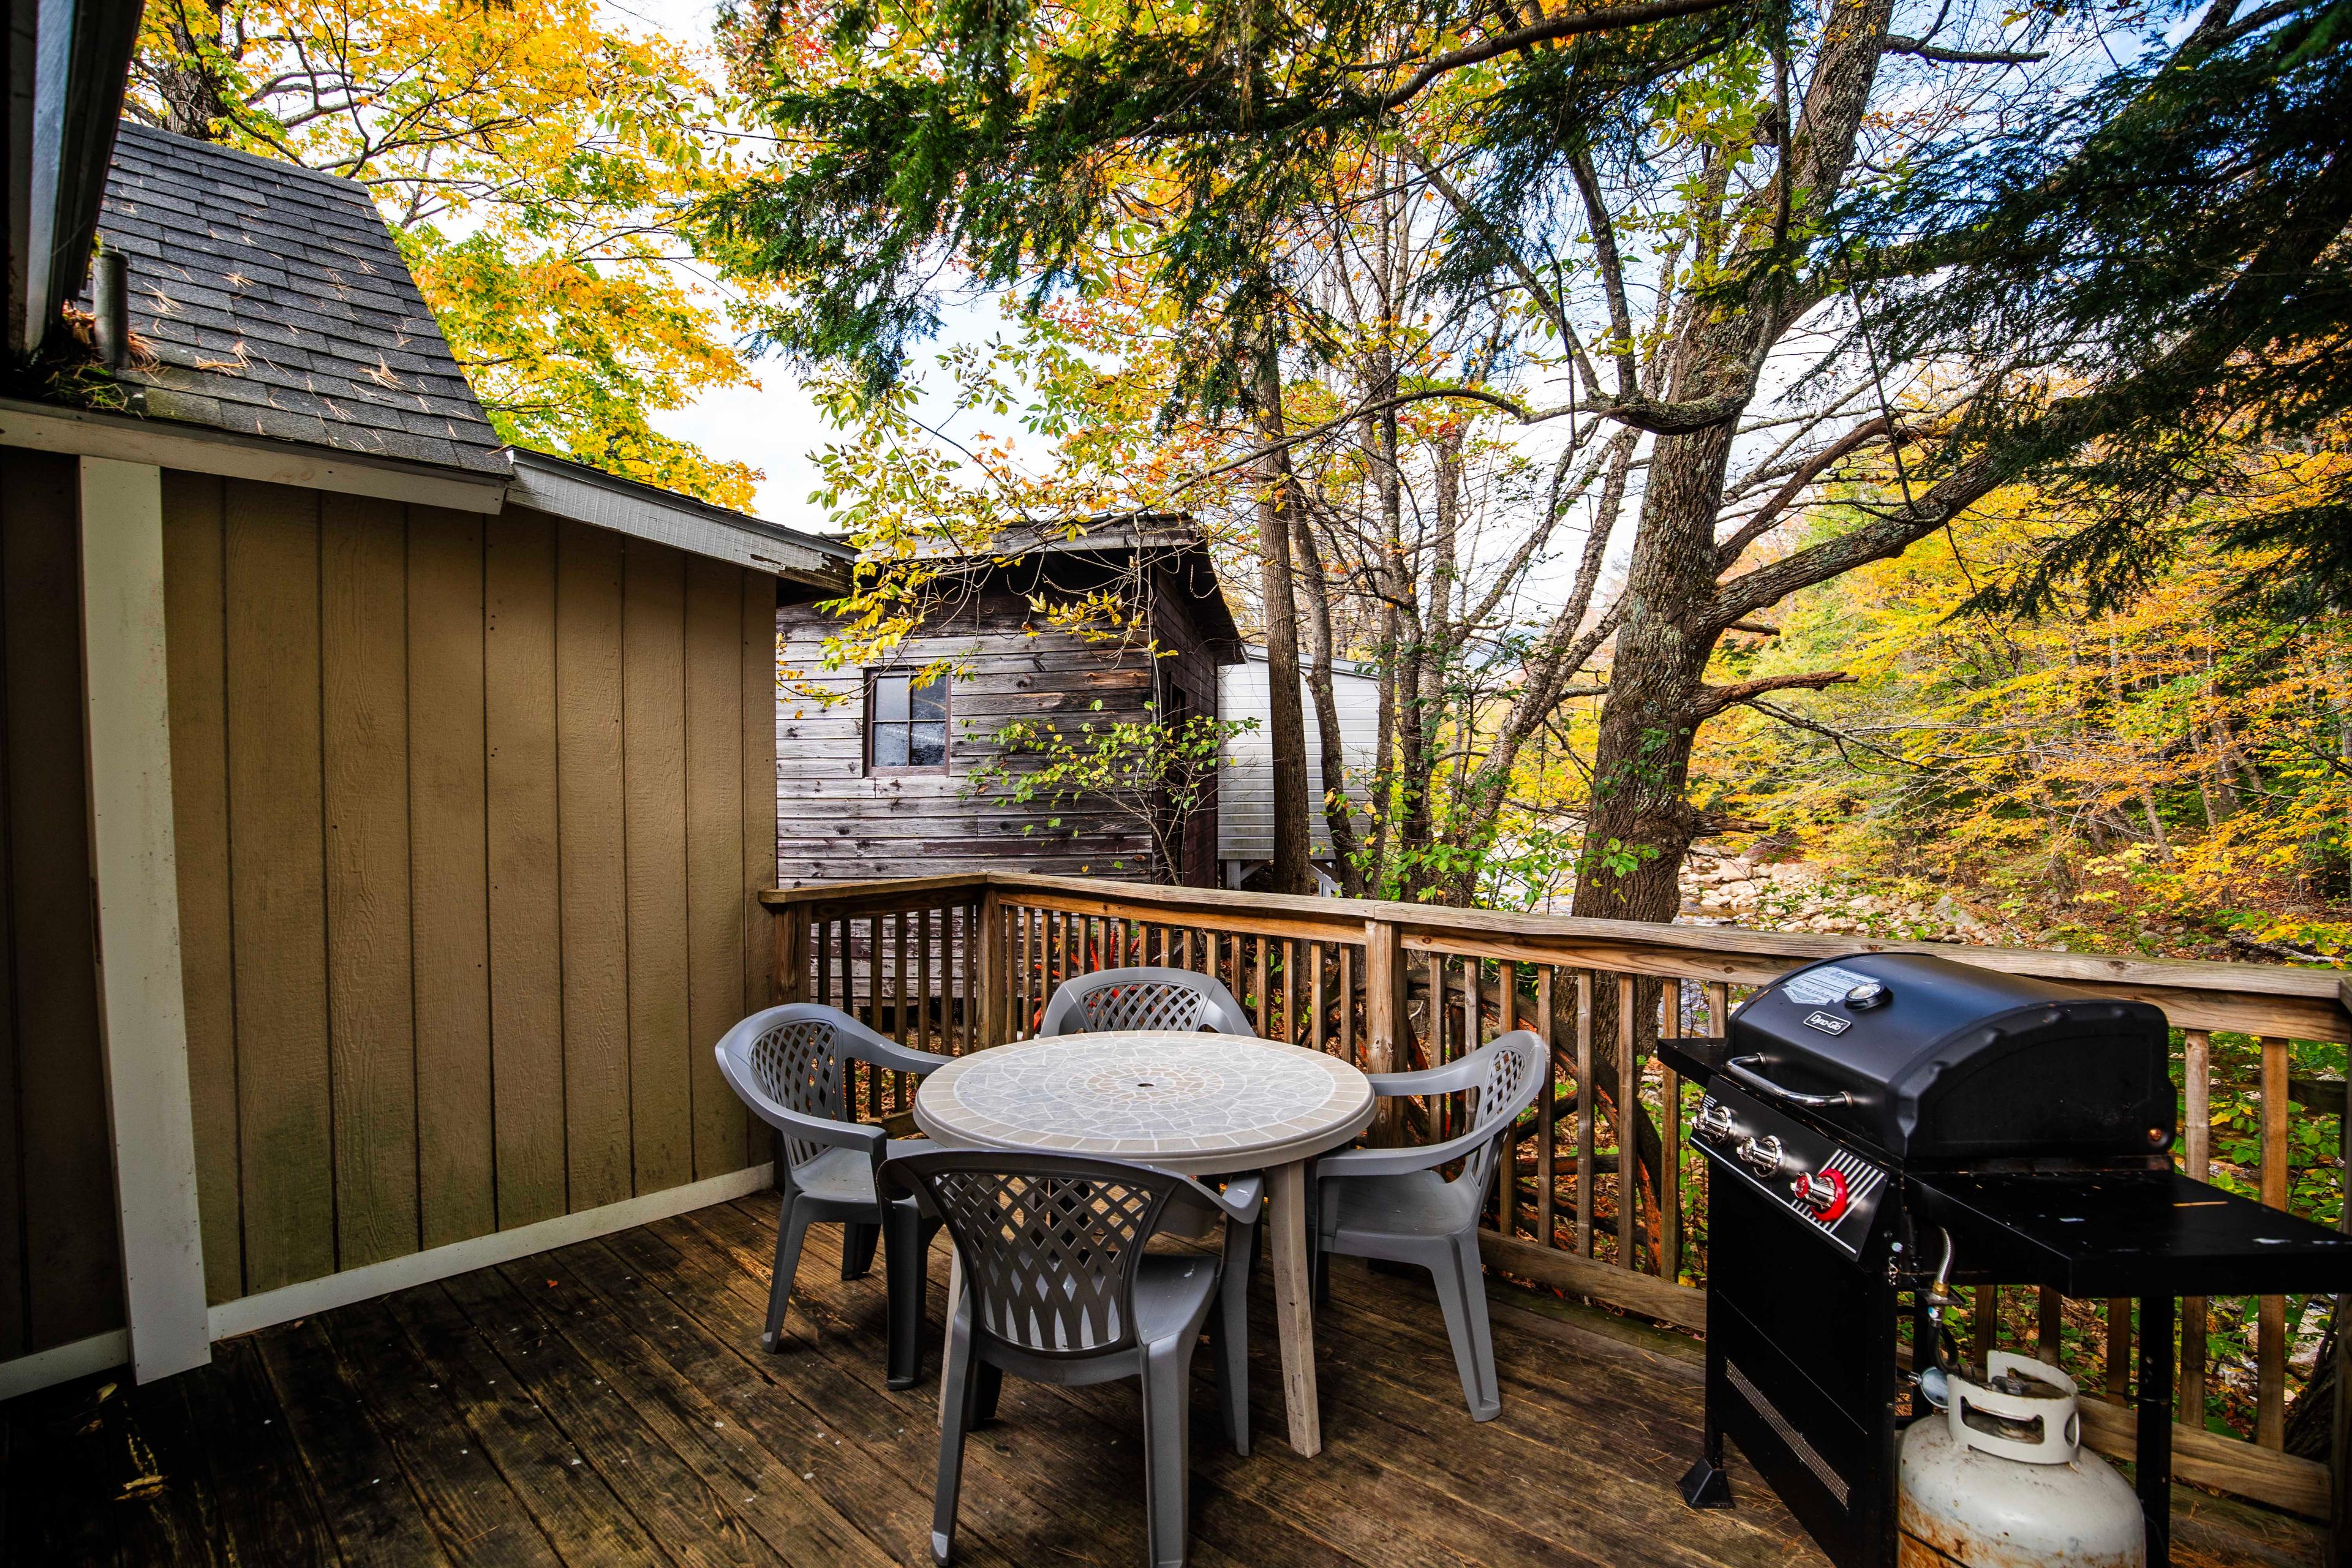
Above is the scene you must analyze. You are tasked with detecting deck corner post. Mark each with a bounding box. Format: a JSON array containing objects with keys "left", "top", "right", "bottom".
[
  {"left": 773, "top": 900, "right": 809, "bottom": 1007},
  {"left": 1364, "top": 918, "right": 1403, "bottom": 1143},
  {"left": 77, "top": 455, "right": 212, "bottom": 1383},
  {"left": 978, "top": 884, "right": 1006, "bottom": 1047}
]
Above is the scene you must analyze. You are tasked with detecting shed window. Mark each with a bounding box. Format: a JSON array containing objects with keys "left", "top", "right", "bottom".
[{"left": 867, "top": 670, "right": 948, "bottom": 772}]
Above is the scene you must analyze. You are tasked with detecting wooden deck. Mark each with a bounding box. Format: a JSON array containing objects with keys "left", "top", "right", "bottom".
[{"left": 2, "top": 1191, "right": 2324, "bottom": 1567}]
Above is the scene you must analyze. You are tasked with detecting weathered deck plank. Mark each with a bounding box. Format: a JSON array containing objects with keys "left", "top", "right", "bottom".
[{"left": 1, "top": 1193, "right": 2325, "bottom": 1568}]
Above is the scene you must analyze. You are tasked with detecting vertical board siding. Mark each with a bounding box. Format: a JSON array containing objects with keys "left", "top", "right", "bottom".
[
  {"left": 685, "top": 557, "right": 748, "bottom": 1178},
  {"left": 223, "top": 481, "right": 335, "bottom": 1294},
  {"left": 742, "top": 580, "right": 778, "bottom": 1167},
  {"left": 406, "top": 508, "right": 494, "bottom": 1249},
  {"left": 555, "top": 521, "right": 631, "bottom": 1210},
  {"left": 320, "top": 494, "right": 421, "bottom": 1270},
  {"left": 160, "top": 473, "right": 242, "bottom": 1308},
  {"left": 0, "top": 450, "right": 122, "bottom": 1351},
  {"left": 165, "top": 483, "right": 772, "bottom": 1306},
  {"left": 484, "top": 511, "right": 567, "bottom": 1229},
  {"left": 623, "top": 546, "right": 692, "bottom": 1194}
]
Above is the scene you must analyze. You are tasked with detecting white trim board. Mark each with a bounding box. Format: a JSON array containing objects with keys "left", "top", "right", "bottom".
[
  {"left": 206, "top": 1163, "right": 775, "bottom": 1341},
  {"left": 0, "top": 398, "right": 509, "bottom": 513},
  {"left": 505, "top": 449, "right": 846, "bottom": 588},
  {"left": 0, "top": 1332, "right": 132, "bottom": 1402},
  {"left": 81, "top": 457, "right": 213, "bottom": 1384}
]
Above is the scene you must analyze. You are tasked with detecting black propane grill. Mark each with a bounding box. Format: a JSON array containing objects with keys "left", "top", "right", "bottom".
[{"left": 1662, "top": 951, "right": 2352, "bottom": 1568}]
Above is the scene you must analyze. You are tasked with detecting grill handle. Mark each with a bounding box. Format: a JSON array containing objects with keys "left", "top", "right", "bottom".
[{"left": 1725, "top": 1054, "right": 1853, "bottom": 1109}]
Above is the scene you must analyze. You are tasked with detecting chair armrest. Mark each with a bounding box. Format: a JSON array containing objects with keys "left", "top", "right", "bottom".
[
  {"left": 1365, "top": 1056, "right": 1488, "bottom": 1098},
  {"left": 717, "top": 1050, "right": 888, "bottom": 1159},
  {"left": 844, "top": 1036, "right": 955, "bottom": 1077},
  {"left": 1316, "top": 1119, "right": 1513, "bottom": 1178},
  {"left": 1165, "top": 1170, "right": 1264, "bottom": 1229},
  {"left": 1208, "top": 1172, "right": 1264, "bottom": 1223}
]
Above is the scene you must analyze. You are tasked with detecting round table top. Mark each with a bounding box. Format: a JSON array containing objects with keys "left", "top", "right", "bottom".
[{"left": 912, "top": 1031, "right": 1376, "bottom": 1175}]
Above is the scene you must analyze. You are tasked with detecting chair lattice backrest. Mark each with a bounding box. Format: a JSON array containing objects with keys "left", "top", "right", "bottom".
[
  {"left": 1459, "top": 1033, "right": 1542, "bottom": 1193},
  {"left": 909, "top": 1154, "right": 1179, "bottom": 1358},
  {"left": 1042, "top": 968, "right": 1252, "bottom": 1037},
  {"left": 745, "top": 1014, "right": 850, "bottom": 1172},
  {"left": 1077, "top": 979, "right": 1212, "bottom": 1033}
]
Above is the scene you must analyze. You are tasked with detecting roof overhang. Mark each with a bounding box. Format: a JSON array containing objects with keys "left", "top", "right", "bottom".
[
  {"left": 0, "top": 396, "right": 511, "bottom": 511},
  {"left": 913, "top": 515, "right": 1246, "bottom": 662},
  {"left": 10, "top": 0, "right": 141, "bottom": 356},
  {"left": 503, "top": 447, "right": 850, "bottom": 590}
]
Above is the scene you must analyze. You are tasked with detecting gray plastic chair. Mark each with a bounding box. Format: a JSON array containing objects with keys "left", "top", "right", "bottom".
[
  {"left": 1038, "top": 966, "right": 1256, "bottom": 1037},
  {"left": 888, "top": 1148, "right": 1261, "bottom": 1568},
  {"left": 714, "top": 1003, "right": 952, "bottom": 1389},
  {"left": 1313, "top": 1028, "right": 1545, "bottom": 1422}
]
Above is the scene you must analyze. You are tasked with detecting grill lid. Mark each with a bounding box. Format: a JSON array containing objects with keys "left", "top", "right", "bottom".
[{"left": 1725, "top": 952, "right": 2174, "bottom": 1164}]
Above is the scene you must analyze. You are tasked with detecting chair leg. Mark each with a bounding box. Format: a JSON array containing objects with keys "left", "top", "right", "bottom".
[
  {"left": 840, "top": 1218, "right": 881, "bottom": 1280},
  {"left": 973, "top": 1360, "right": 1004, "bottom": 1425},
  {"left": 932, "top": 1312, "right": 979, "bottom": 1566},
  {"left": 1139, "top": 1338, "right": 1196, "bottom": 1568},
  {"left": 883, "top": 1204, "right": 930, "bottom": 1390},
  {"left": 1214, "top": 1225, "right": 1255, "bottom": 1455},
  {"left": 1432, "top": 1231, "right": 1502, "bottom": 1422},
  {"left": 765, "top": 1192, "right": 815, "bottom": 1352}
]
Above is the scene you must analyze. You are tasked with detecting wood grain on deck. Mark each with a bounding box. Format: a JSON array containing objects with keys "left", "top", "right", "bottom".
[{"left": 2, "top": 1197, "right": 2320, "bottom": 1567}]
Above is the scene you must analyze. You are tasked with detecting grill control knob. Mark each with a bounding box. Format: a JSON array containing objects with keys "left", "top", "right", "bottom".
[
  {"left": 1790, "top": 1167, "right": 1850, "bottom": 1222},
  {"left": 1736, "top": 1134, "right": 1785, "bottom": 1175},
  {"left": 1695, "top": 1102, "right": 1736, "bottom": 1142}
]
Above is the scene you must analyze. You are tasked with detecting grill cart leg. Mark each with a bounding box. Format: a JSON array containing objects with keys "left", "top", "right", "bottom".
[
  {"left": 2136, "top": 1294, "right": 2174, "bottom": 1568},
  {"left": 1681, "top": 1336, "right": 1733, "bottom": 1509}
]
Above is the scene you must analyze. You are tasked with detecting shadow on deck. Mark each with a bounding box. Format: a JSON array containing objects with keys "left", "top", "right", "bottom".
[{"left": 2, "top": 1193, "right": 2324, "bottom": 1567}]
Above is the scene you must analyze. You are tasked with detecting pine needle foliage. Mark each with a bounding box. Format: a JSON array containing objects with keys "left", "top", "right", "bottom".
[{"left": 1843, "top": 0, "right": 2352, "bottom": 612}]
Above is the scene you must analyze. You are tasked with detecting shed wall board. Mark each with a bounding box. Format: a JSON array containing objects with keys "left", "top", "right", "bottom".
[
  {"left": 774, "top": 578, "right": 1223, "bottom": 888},
  {"left": 159, "top": 480, "right": 776, "bottom": 1310},
  {"left": 1218, "top": 655, "right": 1380, "bottom": 862}
]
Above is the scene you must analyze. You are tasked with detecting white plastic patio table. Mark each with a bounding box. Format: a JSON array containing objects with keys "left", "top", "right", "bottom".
[{"left": 911, "top": 1029, "right": 1378, "bottom": 1457}]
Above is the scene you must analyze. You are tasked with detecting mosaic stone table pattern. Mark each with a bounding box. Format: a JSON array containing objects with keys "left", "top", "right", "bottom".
[{"left": 912, "top": 1031, "right": 1375, "bottom": 1175}]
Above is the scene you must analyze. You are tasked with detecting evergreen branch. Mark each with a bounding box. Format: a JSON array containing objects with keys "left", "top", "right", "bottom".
[{"left": 1370, "top": 0, "right": 1746, "bottom": 110}]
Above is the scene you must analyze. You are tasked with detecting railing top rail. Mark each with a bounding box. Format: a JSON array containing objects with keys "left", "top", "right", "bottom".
[{"left": 761, "top": 872, "right": 2352, "bottom": 1042}]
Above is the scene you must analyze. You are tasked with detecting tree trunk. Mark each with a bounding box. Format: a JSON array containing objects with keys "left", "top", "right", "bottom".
[
  {"left": 1293, "top": 510, "right": 1364, "bottom": 892},
  {"left": 147, "top": 1, "right": 235, "bottom": 137},
  {"left": 1253, "top": 331, "right": 1314, "bottom": 895}
]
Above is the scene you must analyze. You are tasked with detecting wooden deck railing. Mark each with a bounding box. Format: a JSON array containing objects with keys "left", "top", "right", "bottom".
[{"left": 760, "top": 871, "right": 2351, "bottom": 1521}]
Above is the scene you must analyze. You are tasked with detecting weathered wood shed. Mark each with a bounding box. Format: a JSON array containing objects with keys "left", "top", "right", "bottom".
[
  {"left": 775, "top": 521, "right": 1244, "bottom": 887},
  {"left": 0, "top": 115, "right": 848, "bottom": 1398}
]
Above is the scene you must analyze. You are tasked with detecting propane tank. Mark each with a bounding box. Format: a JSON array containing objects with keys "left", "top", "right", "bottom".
[{"left": 1898, "top": 1351, "right": 2145, "bottom": 1567}]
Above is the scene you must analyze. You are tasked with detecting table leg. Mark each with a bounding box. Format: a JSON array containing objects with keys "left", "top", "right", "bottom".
[
  {"left": 2136, "top": 1294, "right": 2174, "bottom": 1568},
  {"left": 939, "top": 1245, "right": 963, "bottom": 1429},
  {"left": 1270, "top": 1160, "right": 1321, "bottom": 1456}
]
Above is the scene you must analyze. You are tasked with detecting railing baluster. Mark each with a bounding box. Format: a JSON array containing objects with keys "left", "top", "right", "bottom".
[
  {"left": 1283, "top": 938, "right": 1297, "bottom": 1042},
  {"left": 1340, "top": 944, "right": 1356, "bottom": 1066},
  {"left": 1311, "top": 942, "right": 1327, "bottom": 1055},
  {"left": 1538, "top": 967, "right": 1557, "bottom": 1252},
  {"left": 2259, "top": 1033, "right": 2290, "bottom": 1448},
  {"left": 1661, "top": 979, "right": 1681, "bottom": 1284},
  {"left": 1977, "top": 1285, "right": 2000, "bottom": 1367},
  {"left": 2040, "top": 1287, "right": 2063, "bottom": 1362},
  {"left": 1618, "top": 973, "right": 1638, "bottom": 1272},
  {"left": 1254, "top": 937, "right": 1269, "bottom": 1038},
  {"left": 1576, "top": 971, "right": 1594, "bottom": 1258},
  {"left": 2181, "top": 1028, "right": 2211, "bottom": 1424}
]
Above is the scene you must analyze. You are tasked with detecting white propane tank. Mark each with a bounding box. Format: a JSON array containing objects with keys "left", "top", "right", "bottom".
[{"left": 1898, "top": 1352, "right": 2145, "bottom": 1567}]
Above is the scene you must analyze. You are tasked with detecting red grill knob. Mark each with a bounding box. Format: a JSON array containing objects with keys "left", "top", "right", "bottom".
[{"left": 1790, "top": 1167, "right": 1849, "bottom": 1223}]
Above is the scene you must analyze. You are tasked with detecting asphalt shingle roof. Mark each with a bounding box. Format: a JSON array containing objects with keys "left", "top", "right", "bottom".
[{"left": 83, "top": 124, "right": 507, "bottom": 474}]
